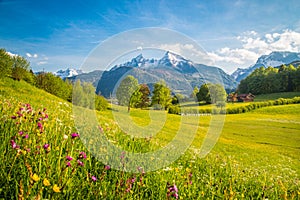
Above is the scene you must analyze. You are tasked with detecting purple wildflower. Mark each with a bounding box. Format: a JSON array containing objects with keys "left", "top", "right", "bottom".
[
  {"left": 43, "top": 144, "right": 50, "bottom": 149},
  {"left": 104, "top": 165, "right": 111, "bottom": 170},
  {"left": 11, "top": 116, "right": 17, "bottom": 119},
  {"left": 66, "top": 155, "right": 73, "bottom": 161},
  {"left": 77, "top": 160, "right": 84, "bottom": 167},
  {"left": 23, "top": 134, "right": 29, "bottom": 139},
  {"left": 10, "top": 140, "right": 17, "bottom": 149},
  {"left": 66, "top": 162, "right": 71, "bottom": 167},
  {"left": 71, "top": 133, "right": 79, "bottom": 138},
  {"left": 91, "top": 176, "right": 97, "bottom": 182},
  {"left": 79, "top": 152, "right": 87, "bottom": 159},
  {"left": 18, "top": 131, "right": 24, "bottom": 135},
  {"left": 37, "top": 122, "right": 43, "bottom": 128}
]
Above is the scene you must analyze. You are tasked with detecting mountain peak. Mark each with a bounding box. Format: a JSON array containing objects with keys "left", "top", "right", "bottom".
[
  {"left": 54, "top": 68, "right": 83, "bottom": 79},
  {"left": 232, "top": 51, "right": 300, "bottom": 82}
]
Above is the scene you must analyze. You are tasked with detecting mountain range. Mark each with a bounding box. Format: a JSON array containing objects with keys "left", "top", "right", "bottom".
[
  {"left": 231, "top": 51, "right": 300, "bottom": 82},
  {"left": 53, "top": 51, "right": 300, "bottom": 97},
  {"left": 96, "top": 51, "right": 237, "bottom": 98}
]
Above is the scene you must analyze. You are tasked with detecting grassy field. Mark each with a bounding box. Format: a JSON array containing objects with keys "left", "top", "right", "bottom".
[{"left": 0, "top": 77, "right": 300, "bottom": 199}]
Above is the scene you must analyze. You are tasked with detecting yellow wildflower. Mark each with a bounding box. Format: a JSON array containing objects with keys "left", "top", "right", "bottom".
[
  {"left": 43, "top": 178, "right": 51, "bottom": 186},
  {"left": 53, "top": 184, "right": 61, "bottom": 193},
  {"left": 31, "top": 174, "right": 40, "bottom": 182}
]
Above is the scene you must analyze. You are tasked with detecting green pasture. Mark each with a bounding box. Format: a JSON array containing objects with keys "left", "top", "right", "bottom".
[{"left": 0, "top": 77, "right": 299, "bottom": 199}]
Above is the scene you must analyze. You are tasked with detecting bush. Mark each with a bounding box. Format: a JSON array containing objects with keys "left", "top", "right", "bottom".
[
  {"left": 95, "top": 95, "right": 108, "bottom": 111},
  {"left": 168, "top": 105, "right": 181, "bottom": 115}
]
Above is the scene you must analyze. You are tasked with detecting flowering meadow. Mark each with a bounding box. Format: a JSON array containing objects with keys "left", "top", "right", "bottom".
[{"left": 0, "top": 78, "right": 300, "bottom": 199}]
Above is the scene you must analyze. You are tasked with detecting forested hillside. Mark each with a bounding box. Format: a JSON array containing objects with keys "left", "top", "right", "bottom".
[{"left": 238, "top": 64, "right": 300, "bottom": 94}]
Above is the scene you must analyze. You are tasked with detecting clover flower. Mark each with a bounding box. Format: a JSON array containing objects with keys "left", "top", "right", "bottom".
[{"left": 104, "top": 165, "right": 111, "bottom": 170}]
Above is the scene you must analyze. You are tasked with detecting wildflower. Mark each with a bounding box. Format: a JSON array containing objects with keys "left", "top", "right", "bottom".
[
  {"left": 79, "top": 152, "right": 87, "bottom": 159},
  {"left": 104, "top": 165, "right": 111, "bottom": 170},
  {"left": 18, "top": 131, "right": 24, "bottom": 135},
  {"left": 23, "top": 134, "right": 29, "bottom": 139},
  {"left": 63, "top": 134, "right": 68, "bottom": 140},
  {"left": 98, "top": 125, "right": 104, "bottom": 133},
  {"left": 71, "top": 133, "right": 79, "bottom": 138},
  {"left": 66, "top": 161, "right": 71, "bottom": 167},
  {"left": 66, "top": 155, "right": 73, "bottom": 161},
  {"left": 77, "top": 160, "right": 84, "bottom": 167},
  {"left": 167, "top": 182, "right": 179, "bottom": 199},
  {"left": 10, "top": 140, "right": 17, "bottom": 149},
  {"left": 43, "top": 178, "right": 51, "bottom": 186},
  {"left": 91, "top": 176, "right": 97, "bottom": 182},
  {"left": 43, "top": 144, "right": 50, "bottom": 153},
  {"left": 43, "top": 144, "right": 50, "bottom": 149},
  {"left": 37, "top": 122, "right": 43, "bottom": 128},
  {"left": 17, "top": 111, "right": 23, "bottom": 117},
  {"left": 11, "top": 115, "right": 17, "bottom": 119},
  {"left": 53, "top": 184, "right": 60, "bottom": 193},
  {"left": 31, "top": 174, "right": 40, "bottom": 182}
]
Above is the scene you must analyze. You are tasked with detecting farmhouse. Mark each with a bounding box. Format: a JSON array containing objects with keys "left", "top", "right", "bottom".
[{"left": 237, "top": 93, "right": 255, "bottom": 102}]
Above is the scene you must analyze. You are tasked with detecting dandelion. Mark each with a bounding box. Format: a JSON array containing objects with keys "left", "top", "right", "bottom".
[
  {"left": 66, "top": 155, "right": 73, "bottom": 161},
  {"left": 53, "top": 184, "right": 60, "bottom": 193},
  {"left": 91, "top": 176, "right": 97, "bottom": 182},
  {"left": 43, "top": 178, "right": 51, "bottom": 186},
  {"left": 31, "top": 174, "right": 40, "bottom": 182},
  {"left": 79, "top": 152, "right": 87, "bottom": 159},
  {"left": 71, "top": 133, "right": 79, "bottom": 138}
]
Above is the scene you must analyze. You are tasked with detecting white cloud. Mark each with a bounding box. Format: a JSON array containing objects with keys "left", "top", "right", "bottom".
[
  {"left": 207, "top": 29, "right": 300, "bottom": 72},
  {"left": 37, "top": 61, "right": 47, "bottom": 65},
  {"left": 26, "top": 52, "right": 38, "bottom": 58}
]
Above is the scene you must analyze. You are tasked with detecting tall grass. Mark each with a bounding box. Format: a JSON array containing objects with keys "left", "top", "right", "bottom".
[{"left": 0, "top": 78, "right": 299, "bottom": 199}]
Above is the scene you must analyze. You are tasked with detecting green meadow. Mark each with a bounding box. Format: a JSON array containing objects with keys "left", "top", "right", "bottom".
[{"left": 0, "top": 77, "right": 300, "bottom": 199}]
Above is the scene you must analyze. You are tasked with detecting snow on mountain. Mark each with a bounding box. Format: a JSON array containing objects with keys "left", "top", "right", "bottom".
[
  {"left": 54, "top": 68, "right": 83, "bottom": 79},
  {"left": 111, "top": 51, "right": 196, "bottom": 73},
  {"left": 232, "top": 51, "right": 300, "bottom": 82}
]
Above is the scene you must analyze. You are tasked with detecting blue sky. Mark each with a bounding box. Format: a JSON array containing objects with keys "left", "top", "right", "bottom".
[{"left": 1, "top": 0, "right": 300, "bottom": 73}]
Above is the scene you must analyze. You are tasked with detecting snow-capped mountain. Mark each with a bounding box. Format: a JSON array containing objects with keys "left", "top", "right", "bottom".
[
  {"left": 232, "top": 51, "right": 300, "bottom": 82},
  {"left": 54, "top": 68, "right": 83, "bottom": 79},
  {"left": 111, "top": 51, "right": 197, "bottom": 73},
  {"left": 97, "top": 51, "right": 237, "bottom": 97}
]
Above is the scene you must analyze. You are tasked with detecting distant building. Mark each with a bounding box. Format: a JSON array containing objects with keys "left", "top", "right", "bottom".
[{"left": 237, "top": 93, "right": 255, "bottom": 102}]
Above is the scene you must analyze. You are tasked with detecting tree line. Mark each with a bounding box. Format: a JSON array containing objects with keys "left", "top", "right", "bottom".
[
  {"left": 116, "top": 75, "right": 227, "bottom": 113},
  {"left": 0, "top": 48, "right": 107, "bottom": 111},
  {"left": 238, "top": 64, "right": 300, "bottom": 95}
]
